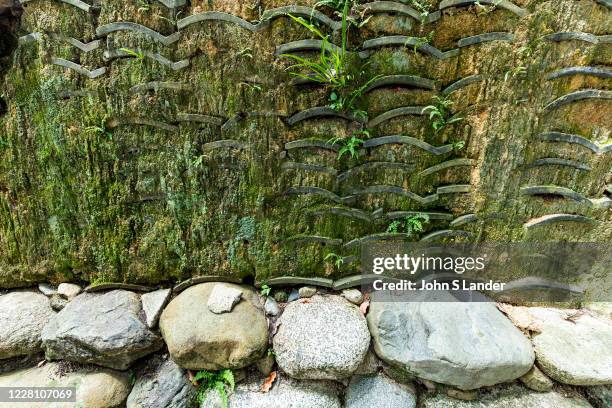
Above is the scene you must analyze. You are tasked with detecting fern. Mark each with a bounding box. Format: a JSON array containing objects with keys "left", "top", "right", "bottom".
[
  {"left": 422, "top": 96, "right": 463, "bottom": 132},
  {"left": 193, "top": 369, "right": 235, "bottom": 408},
  {"left": 387, "top": 213, "right": 430, "bottom": 237}
]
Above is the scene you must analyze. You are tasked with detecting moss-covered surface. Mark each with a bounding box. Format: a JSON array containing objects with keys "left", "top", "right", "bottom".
[{"left": 0, "top": 0, "right": 610, "bottom": 288}]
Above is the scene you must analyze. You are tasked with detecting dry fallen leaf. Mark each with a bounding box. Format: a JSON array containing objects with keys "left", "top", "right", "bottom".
[
  {"left": 360, "top": 299, "right": 370, "bottom": 315},
  {"left": 261, "top": 371, "right": 277, "bottom": 393}
]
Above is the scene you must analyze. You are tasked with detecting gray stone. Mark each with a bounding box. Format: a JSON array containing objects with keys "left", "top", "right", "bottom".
[
  {"left": 0, "top": 362, "right": 130, "bottom": 408},
  {"left": 273, "top": 295, "right": 370, "bottom": 380},
  {"left": 0, "top": 291, "right": 55, "bottom": 359},
  {"left": 345, "top": 374, "right": 417, "bottom": 408},
  {"left": 57, "top": 282, "right": 82, "bottom": 299},
  {"left": 141, "top": 288, "right": 171, "bottom": 328},
  {"left": 127, "top": 358, "right": 195, "bottom": 408},
  {"left": 49, "top": 293, "right": 68, "bottom": 311},
  {"left": 42, "top": 290, "right": 163, "bottom": 370},
  {"left": 520, "top": 365, "right": 554, "bottom": 392},
  {"left": 585, "top": 385, "right": 612, "bottom": 408},
  {"left": 354, "top": 349, "right": 380, "bottom": 375},
  {"left": 160, "top": 283, "right": 268, "bottom": 370},
  {"left": 528, "top": 307, "right": 612, "bottom": 385},
  {"left": 341, "top": 288, "right": 364, "bottom": 305},
  {"left": 256, "top": 354, "right": 276, "bottom": 376},
  {"left": 207, "top": 284, "right": 243, "bottom": 314},
  {"left": 201, "top": 374, "right": 341, "bottom": 408},
  {"left": 448, "top": 389, "right": 478, "bottom": 401},
  {"left": 288, "top": 289, "right": 299, "bottom": 302},
  {"left": 299, "top": 286, "right": 317, "bottom": 298},
  {"left": 367, "top": 291, "right": 534, "bottom": 390},
  {"left": 264, "top": 296, "right": 279, "bottom": 316},
  {"left": 273, "top": 290, "right": 288, "bottom": 303},
  {"left": 38, "top": 283, "right": 56, "bottom": 296},
  {"left": 420, "top": 385, "right": 593, "bottom": 407}
]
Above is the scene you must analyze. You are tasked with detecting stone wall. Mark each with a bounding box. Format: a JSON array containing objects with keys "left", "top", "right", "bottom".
[
  {"left": 0, "top": 0, "right": 610, "bottom": 289},
  {"left": 0, "top": 282, "right": 610, "bottom": 407}
]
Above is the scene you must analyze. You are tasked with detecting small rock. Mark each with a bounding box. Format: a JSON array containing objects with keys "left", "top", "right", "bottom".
[
  {"left": 49, "top": 293, "right": 68, "bottom": 311},
  {"left": 299, "top": 286, "right": 317, "bottom": 298},
  {"left": 207, "top": 284, "right": 243, "bottom": 314},
  {"left": 419, "top": 378, "right": 437, "bottom": 392},
  {"left": 447, "top": 389, "right": 478, "bottom": 401},
  {"left": 38, "top": 283, "right": 56, "bottom": 297},
  {"left": 274, "top": 295, "right": 370, "bottom": 380},
  {"left": 264, "top": 296, "right": 279, "bottom": 316},
  {"left": 288, "top": 289, "right": 299, "bottom": 302},
  {"left": 141, "top": 289, "right": 171, "bottom": 328},
  {"left": 520, "top": 365, "right": 554, "bottom": 392},
  {"left": 127, "top": 357, "right": 195, "bottom": 408},
  {"left": 345, "top": 374, "right": 417, "bottom": 408},
  {"left": 42, "top": 290, "right": 162, "bottom": 370},
  {"left": 274, "top": 290, "right": 288, "bottom": 303},
  {"left": 341, "top": 289, "right": 364, "bottom": 305},
  {"left": 57, "top": 283, "right": 82, "bottom": 300},
  {"left": 0, "top": 291, "right": 55, "bottom": 359},
  {"left": 354, "top": 349, "right": 380, "bottom": 375},
  {"left": 255, "top": 354, "right": 275, "bottom": 376},
  {"left": 0, "top": 362, "right": 130, "bottom": 408},
  {"left": 160, "top": 283, "right": 268, "bottom": 370}
]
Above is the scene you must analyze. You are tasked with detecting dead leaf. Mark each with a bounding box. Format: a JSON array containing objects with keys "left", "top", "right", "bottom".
[
  {"left": 360, "top": 299, "right": 370, "bottom": 315},
  {"left": 261, "top": 371, "right": 277, "bottom": 393},
  {"left": 496, "top": 303, "right": 541, "bottom": 334},
  {"left": 187, "top": 370, "right": 195, "bottom": 383}
]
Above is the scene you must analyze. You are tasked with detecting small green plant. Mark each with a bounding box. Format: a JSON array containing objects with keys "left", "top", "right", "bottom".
[
  {"left": 84, "top": 115, "right": 113, "bottom": 140},
  {"left": 193, "top": 369, "right": 235, "bottom": 408},
  {"left": 136, "top": 0, "right": 150, "bottom": 13},
  {"left": 119, "top": 47, "right": 145, "bottom": 61},
  {"left": 387, "top": 213, "right": 430, "bottom": 237},
  {"left": 408, "top": 0, "right": 434, "bottom": 24},
  {"left": 328, "top": 129, "right": 369, "bottom": 160},
  {"left": 325, "top": 252, "right": 343, "bottom": 270},
  {"left": 452, "top": 140, "right": 466, "bottom": 151},
  {"left": 407, "top": 31, "right": 434, "bottom": 56},
  {"left": 474, "top": 0, "right": 503, "bottom": 15},
  {"left": 267, "top": 348, "right": 276, "bottom": 357},
  {"left": 504, "top": 65, "right": 527, "bottom": 82},
  {"left": 260, "top": 284, "right": 272, "bottom": 297},
  {"left": 422, "top": 96, "right": 463, "bottom": 132}
]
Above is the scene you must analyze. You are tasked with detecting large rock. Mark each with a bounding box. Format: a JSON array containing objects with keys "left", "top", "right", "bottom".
[
  {"left": 127, "top": 357, "right": 196, "bottom": 408},
  {"left": 0, "top": 362, "right": 130, "bottom": 408},
  {"left": 201, "top": 375, "right": 341, "bottom": 408},
  {"left": 527, "top": 307, "right": 612, "bottom": 385},
  {"left": 367, "top": 291, "right": 534, "bottom": 390},
  {"left": 273, "top": 295, "right": 370, "bottom": 380},
  {"left": 0, "top": 291, "right": 55, "bottom": 359},
  {"left": 42, "top": 290, "right": 163, "bottom": 370},
  {"left": 160, "top": 283, "right": 268, "bottom": 370},
  {"left": 345, "top": 374, "right": 417, "bottom": 408},
  {"left": 420, "top": 386, "right": 593, "bottom": 408}
]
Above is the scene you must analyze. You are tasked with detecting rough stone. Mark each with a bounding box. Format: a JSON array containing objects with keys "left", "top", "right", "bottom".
[
  {"left": 367, "top": 291, "right": 534, "bottom": 390},
  {"left": 160, "top": 283, "right": 268, "bottom": 370},
  {"left": 141, "top": 288, "right": 171, "bottom": 328},
  {"left": 49, "top": 293, "right": 69, "bottom": 311},
  {"left": 201, "top": 374, "right": 341, "bottom": 408},
  {"left": 420, "top": 385, "right": 593, "bottom": 407},
  {"left": 585, "top": 385, "right": 612, "bottom": 408},
  {"left": 345, "top": 374, "right": 417, "bottom": 408},
  {"left": 288, "top": 289, "right": 299, "bottom": 302},
  {"left": 354, "top": 348, "right": 380, "bottom": 375},
  {"left": 341, "top": 288, "right": 364, "bottom": 305},
  {"left": 273, "top": 290, "right": 288, "bottom": 303},
  {"left": 42, "top": 290, "right": 163, "bottom": 370},
  {"left": 448, "top": 389, "right": 478, "bottom": 401},
  {"left": 264, "top": 296, "right": 279, "bottom": 316},
  {"left": 207, "top": 284, "right": 243, "bottom": 314},
  {"left": 37, "top": 283, "right": 56, "bottom": 296},
  {"left": 57, "top": 283, "right": 82, "bottom": 300},
  {"left": 127, "top": 357, "right": 196, "bottom": 408},
  {"left": 298, "top": 286, "right": 317, "bottom": 298},
  {"left": 0, "top": 362, "right": 130, "bottom": 408},
  {"left": 520, "top": 365, "right": 554, "bottom": 392},
  {"left": 256, "top": 354, "right": 276, "bottom": 376},
  {"left": 273, "top": 295, "right": 370, "bottom": 380},
  {"left": 527, "top": 307, "right": 612, "bottom": 385},
  {"left": 0, "top": 291, "right": 55, "bottom": 359}
]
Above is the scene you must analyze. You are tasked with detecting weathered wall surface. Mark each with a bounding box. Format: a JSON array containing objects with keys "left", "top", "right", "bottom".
[{"left": 0, "top": 0, "right": 610, "bottom": 287}]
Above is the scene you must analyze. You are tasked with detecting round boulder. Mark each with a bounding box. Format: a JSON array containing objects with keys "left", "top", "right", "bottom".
[
  {"left": 0, "top": 291, "right": 55, "bottom": 359},
  {"left": 160, "top": 283, "right": 268, "bottom": 370},
  {"left": 273, "top": 295, "right": 370, "bottom": 380}
]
